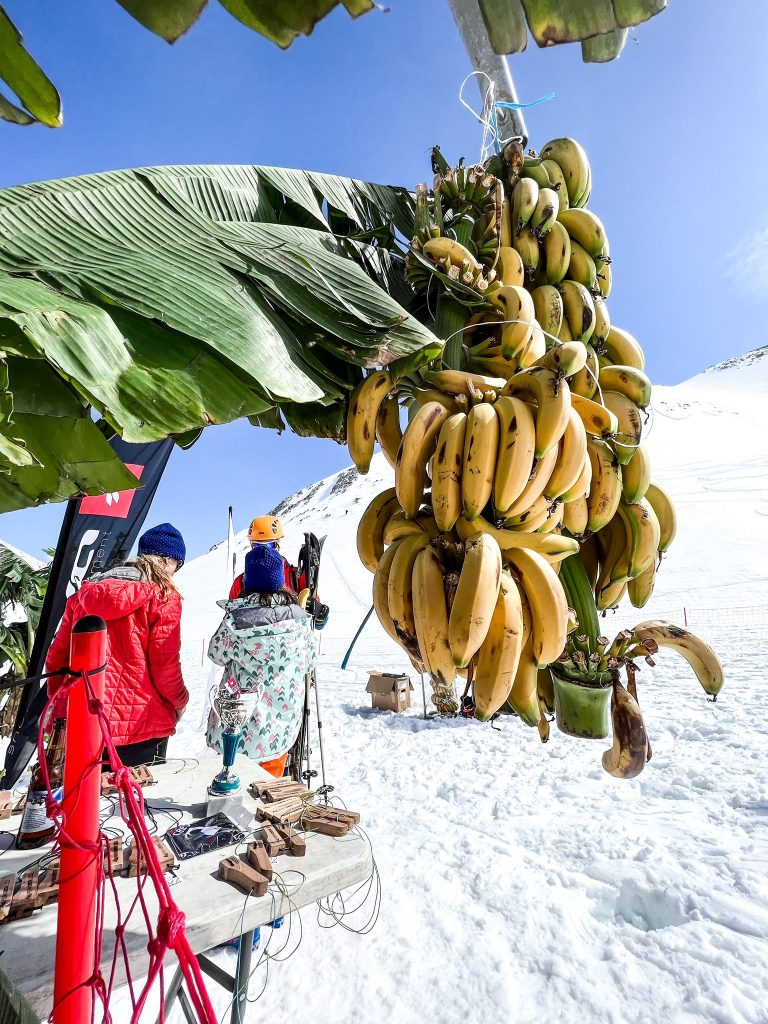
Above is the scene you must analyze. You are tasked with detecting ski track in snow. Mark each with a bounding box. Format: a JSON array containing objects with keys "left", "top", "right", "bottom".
[{"left": 113, "top": 352, "right": 768, "bottom": 1023}]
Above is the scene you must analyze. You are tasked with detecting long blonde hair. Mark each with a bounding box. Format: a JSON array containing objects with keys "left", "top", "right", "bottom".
[{"left": 129, "top": 554, "right": 179, "bottom": 600}]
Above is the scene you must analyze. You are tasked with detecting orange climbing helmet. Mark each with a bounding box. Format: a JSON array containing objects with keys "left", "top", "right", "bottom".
[{"left": 248, "top": 515, "right": 284, "bottom": 543}]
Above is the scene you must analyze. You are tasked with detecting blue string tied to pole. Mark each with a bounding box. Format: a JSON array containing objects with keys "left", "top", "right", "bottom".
[{"left": 491, "top": 93, "right": 555, "bottom": 152}]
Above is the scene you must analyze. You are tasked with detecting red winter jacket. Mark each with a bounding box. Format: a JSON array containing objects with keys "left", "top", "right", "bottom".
[{"left": 46, "top": 571, "right": 189, "bottom": 746}]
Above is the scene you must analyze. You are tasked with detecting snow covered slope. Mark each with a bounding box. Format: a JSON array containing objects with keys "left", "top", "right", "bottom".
[{"left": 164, "top": 349, "right": 768, "bottom": 1024}]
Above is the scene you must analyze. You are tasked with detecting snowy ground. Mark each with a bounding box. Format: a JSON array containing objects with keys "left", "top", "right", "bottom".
[{"left": 67, "top": 348, "right": 768, "bottom": 1021}]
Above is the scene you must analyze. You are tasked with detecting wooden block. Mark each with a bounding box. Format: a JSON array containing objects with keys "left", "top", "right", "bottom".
[
  {"left": 218, "top": 856, "right": 268, "bottom": 897},
  {"left": 135, "top": 765, "right": 155, "bottom": 787},
  {"left": 246, "top": 841, "right": 273, "bottom": 880},
  {"left": 304, "top": 804, "right": 360, "bottom": 826},
  {"left": 258, "top": 825, "right": 286, "bottom": 857},
  {"left": 300, "top": 815, "right": 349, "bottom": 838},
  {"left": 104, "top": 837, "right": 124, "bottom": 876},
  {"left": 250, "top": 777, "right": 296, "bottom": 798},
  {"left": 8, "top": 869, "right": 38, "bottom": 921},
  {"left": 0, "top": 874, "right": 14, "bottom": 921},
  {"left": 274, "top": 825, "right": 306, "bottom": 857},
  {"left": 262, "top": 784, "right": 308, "bottom": 803},
  {"left": 127, "top": 836, "right": 176, "bottom": 878},
  {"left": 0, "top": 791, "right": 12, "bottom": 820},
  {"left": 35, "top": 862, "right": 61, "bottom": 908}
]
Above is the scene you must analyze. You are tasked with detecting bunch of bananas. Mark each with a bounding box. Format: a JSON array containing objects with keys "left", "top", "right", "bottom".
[{"left": 347, "top": 136, "right": 723, "bottom": 775}]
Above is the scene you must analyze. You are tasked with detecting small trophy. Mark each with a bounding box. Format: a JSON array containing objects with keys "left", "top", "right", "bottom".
[{"left": 209, "top": 690, "right": 249, "bottom": 799}]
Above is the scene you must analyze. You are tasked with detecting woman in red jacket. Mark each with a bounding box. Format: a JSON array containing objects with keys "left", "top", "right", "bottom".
[{"left": 46, "top": 523, "right": 190, "bottom": 768}]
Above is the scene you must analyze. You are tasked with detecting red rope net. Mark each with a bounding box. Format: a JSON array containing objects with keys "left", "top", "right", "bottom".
[{"left": 37, "top": 670, "right": 217, "bottom": 1023}]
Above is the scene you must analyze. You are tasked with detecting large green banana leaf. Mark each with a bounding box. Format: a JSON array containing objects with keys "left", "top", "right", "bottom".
[
  {"left": 479, "top": 0, "right": 667, "bottom": 61},
  {"left": 0, "top": 966, "right": 37, "bottom": 1024},
  {"left": 0, "top": 164, "right": 432, "bottom": 511}
]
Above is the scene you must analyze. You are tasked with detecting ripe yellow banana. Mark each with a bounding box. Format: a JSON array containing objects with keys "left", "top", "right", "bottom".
[
  {"left": 505, "top": 493, "right": 553, "bottom": 532},
  {"left": 627, "top": 558, "right": 656, "bottom": 608},
  {"left": 602, "top": 326, "right": 645, "bottom": 370},
  {"left": 432, "top": 412, "right": 468, "bottom": 532},
  {"left": 423, "top": 369, "right": 505, "bottom": 399},
  {"left": 422, "top": 236, "right": 480, "bottom": 272},
  {"left": 596, "top": 512, "right": 630, "bottom": 589},
  {"left": 512, "top": 227, "right": 540, "bottom": 272},
  {"left": 506, "top": 547, "right": 568, "bottom": 666},
  {"left": 462, "top": 403, "right": 500, "bottom": 519},
  {"left": 388, "top": 532, "right": 431, "bottom": 649},
  {"left": 396, "top": 400, "right": 450, "bottom": 518},
  {"left": 376, "top": 395, "right": 402, "bottom": 470},
  {"left": 532, "top": 341, "right": 588, "bottom": 377},
  {"left": 518, "top": 323, "right": 547, "bottom": 369},
  {"left": 566, "top": 239, "right": 598, "bottom": 289},
  {"left": 504, "top": 443, "right": 559, "bottom": 518},
  {"left": 511, "top": 177, "right": 539, "bottom": 233},
  {"left": 540, "top": 159, "right": 569, "bottom": 212},
  {"left": 621, "top": 442, "right": 652, "bottom": 503},
  {"left": 544, "top": 407, "right": 588, "bottom": 500},
  {"left": 356, "top": 487, "right": 401, "bottom": 572},
  {"left": 595, "top": 254, "right": 612, "bottom": 298},
  {"left": 507, "top": 641, "right": 541, "bottom": 726},
  {"left": 531, "top": 188, "right": 559, "bottom": 237},
  {"left": 571, "top": 392, "right": 619, "bottom": 438},
  {"left": 603, "top": 390, "right": 643, "bottom": 465},
  {"left": 543, "top": 221, "right": 571, "bottom": 285},
  {"left": 487, "top": 285, "right": 535, "bottom": 358},
  {"left": 412, "top": 545, "right": 455, "bottom": 690},
  {"left": 557, "top": 208, "right": 607, "bottom": 258},
  {"left": 455, "top": 515, "right": 579, "bottom": 563},
  {"left": 539, "top": 138, "right": 590, "bottom": 206},
  {"left": 617, "top": 498, "right": 661, "bottom": 578},
  {"left": 449, "top": 533, "right": 503, "bottom": 667},
  {"left": 630, "top": 620, "right": 724, "bottom": 696},
  {"left": 599, "top": 364, "right": 652, "bottom": 409},
  {"left": 474, "top": 572, "right": 525, "bottom": 721},
  {"left": 563, "top": 493, "right": 588, "bottom": 536},
  {"left": 602, "top": 679, "right": 648, "bottom": 780},
  {"left": 347, "top": 369, "right": 393, "bottom": 473},
  {"left": 592, "top": 294, "right": 611, "bottom": 347},
  {"left": 586, "top": 437, "right": 622, "bottom": 533},
  {"left": 536, "top": 500, "right": 564, "bottom": 534},
  {"left": 493, "top": 395, "right": 537, "bottom": 515},
  {"left": 502, "top": 366, "right": 572, "bottom": 458},
  {"left": 559, "top": 280, "right": 596, "bottom": 342},
  {"left": 500, "top": 198, "right": 513, "bottom": 248},
  {"left": 597, "top": 577, "right": 627, "bottom": 611},
  {"left": 560, "top": 451, "right": 592, "bottom": 503},
  {"left": 645, "top": 482, "right": 676, "bottom": 552},
  {"left": 383, "top": 510, "right": 438, "bottom": 544},
  {"left": 497, "top": 246, "right": 525, "bottom": 287},
  {"left": 410, "top": 388, "right": 459, "bottom": 415},
  {"left": 570, "top": 344, "right": 599, "bottom": 399},
  {"left": 373, "top": 540, "right": 408, "bottom": 651},
  {"left": 530, "top": 285, "right": 564, "bottom": 339}
]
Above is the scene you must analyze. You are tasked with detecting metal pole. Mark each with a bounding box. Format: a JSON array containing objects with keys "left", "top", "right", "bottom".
[{"left": 447, "top": 0, "right": 528, "bottom": 147}]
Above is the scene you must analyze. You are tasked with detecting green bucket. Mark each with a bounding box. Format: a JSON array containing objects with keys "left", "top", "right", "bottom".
[{"left": 553, "top": 673, "right": 611, "bottom": 739}]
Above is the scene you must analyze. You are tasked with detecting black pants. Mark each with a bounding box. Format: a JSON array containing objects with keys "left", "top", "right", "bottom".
[{"left": 102, "top": 736, "right": 169, "bottom": 768}]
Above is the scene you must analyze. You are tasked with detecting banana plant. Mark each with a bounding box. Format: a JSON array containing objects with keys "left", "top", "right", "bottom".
[
  {"left": 0, "top": 541, "right": 50, "bottom": 737},
  {"left": 0, "top": 163, "right": 442, "bottom": 512}
]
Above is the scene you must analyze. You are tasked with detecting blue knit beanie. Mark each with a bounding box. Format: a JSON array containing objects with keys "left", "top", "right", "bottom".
[
  {"left": 138, "top": 523, "right": 186, "bottom": 566},
  {"left": 244, "top": 544, "right": 285, "bottom": 594}
]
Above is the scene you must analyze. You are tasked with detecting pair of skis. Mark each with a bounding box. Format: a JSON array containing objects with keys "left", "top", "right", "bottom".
[{"left": 288, "top": 534, "right": 332, "bottom": 799}]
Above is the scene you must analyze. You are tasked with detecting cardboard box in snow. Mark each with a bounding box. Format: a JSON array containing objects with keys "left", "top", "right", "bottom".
[{"left": 366, "top": 672, "right": 413, "bottom": 713}]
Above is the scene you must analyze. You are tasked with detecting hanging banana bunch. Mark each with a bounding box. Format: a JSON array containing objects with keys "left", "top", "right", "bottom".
[{"left": 346, "top": 135, "right": 723, "bottom": 779}]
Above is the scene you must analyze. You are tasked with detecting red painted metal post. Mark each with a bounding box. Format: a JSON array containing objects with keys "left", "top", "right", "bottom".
[{"left": 53, "top": 614, "right": 107, "bottom": 1024}]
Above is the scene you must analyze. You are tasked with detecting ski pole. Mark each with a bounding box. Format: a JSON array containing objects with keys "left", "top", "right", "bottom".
[{"left": 312, "top": 668, "right": 333, "bottom": 802}]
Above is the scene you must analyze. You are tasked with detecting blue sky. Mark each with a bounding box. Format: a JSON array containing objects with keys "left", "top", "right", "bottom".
[{"left": 1, "top": 0, "right": 767, "bottom": 561}]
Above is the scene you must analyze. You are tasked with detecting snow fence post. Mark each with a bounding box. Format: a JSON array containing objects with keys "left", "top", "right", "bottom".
[{"left": 53, "top": 614, "right": 107, "bottom": 1024}]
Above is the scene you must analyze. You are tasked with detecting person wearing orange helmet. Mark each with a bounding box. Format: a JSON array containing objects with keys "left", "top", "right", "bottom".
[
  {"left": 228, "top": 516, "right": 294, "bottom": 600},
  {"left": 228, "top": 517, "right": 328, "bottom": 630}
]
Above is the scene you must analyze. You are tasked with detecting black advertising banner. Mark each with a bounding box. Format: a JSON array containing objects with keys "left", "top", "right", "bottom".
[{"left": 1, "top": 437, "right": 174, "bottom": 789}]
